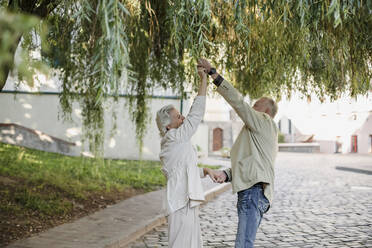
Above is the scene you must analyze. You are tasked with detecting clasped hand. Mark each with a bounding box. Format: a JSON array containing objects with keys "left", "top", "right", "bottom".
[{"left": 205, "top": 168, "right": 227, "bottom": 184}]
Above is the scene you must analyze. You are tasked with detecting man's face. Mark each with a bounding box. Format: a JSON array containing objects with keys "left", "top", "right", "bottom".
[{"left": 167, "top": 108, "right": 185, "bottom": 130}]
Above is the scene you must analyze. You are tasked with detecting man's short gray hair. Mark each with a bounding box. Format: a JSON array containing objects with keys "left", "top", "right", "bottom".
[
  {"left": 260, "top": 97, "right": 278, "bottom": 118},
  {"left": 156, "top": 104, "right": 175, "bottom": 137}
]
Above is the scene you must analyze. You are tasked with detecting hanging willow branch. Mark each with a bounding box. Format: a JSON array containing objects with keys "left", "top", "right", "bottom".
[{"left": 1, "top": 0, "right": 371, "bottom": 156}]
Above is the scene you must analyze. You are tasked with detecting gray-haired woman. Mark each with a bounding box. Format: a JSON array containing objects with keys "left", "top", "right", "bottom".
[{"left": 156, "top": 66, "right": 216, "bottom": 248}]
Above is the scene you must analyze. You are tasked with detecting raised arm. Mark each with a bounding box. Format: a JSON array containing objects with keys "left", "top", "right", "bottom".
[
  {"left": 197, "top": 66, "right": 208, "bottom": 96},
  {"left": 216, "top": 80, "right": 264, "bottom": 132},
  {"left": 198, "top": 59, "right": 265, "bottom": 133},
  {"left": 171, "top": 67, "right": 207, "bottom": 141}
]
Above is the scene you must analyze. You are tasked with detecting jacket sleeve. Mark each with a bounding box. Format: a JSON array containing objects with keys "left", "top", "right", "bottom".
[
  {"left": 172, "top": 96, "right": 206, "bottom": 142},
  {"left": 223, "top": 168, "right": 232, "bottom": 182},
  {"left": 216, "top": 80, "right": 266, "bottom": 133}
]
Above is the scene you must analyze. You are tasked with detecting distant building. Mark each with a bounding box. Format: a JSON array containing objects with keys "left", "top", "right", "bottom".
[
  {"left": 277, "top": 111, "right": 372, "bottom": 154},
  {"left": 277, "top": 116, "right": 303, "bottom": 143},
  {"left": 202, "top": 97, "right": 243, "bottom": 157},
  {"left": 349, "top": 111, "right": 372, "bottom": 154},
  {"left": 204, "top": 109, "right": 244, "bottom": 157}
]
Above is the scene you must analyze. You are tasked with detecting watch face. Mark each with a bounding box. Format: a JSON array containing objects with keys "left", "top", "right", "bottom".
[{"left": 209, "top": 68, "right": 216, "bottom": 75}]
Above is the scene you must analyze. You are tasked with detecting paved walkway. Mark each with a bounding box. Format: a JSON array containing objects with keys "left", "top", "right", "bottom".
[
  {"left": 7, "top": 157, "right": 231, "bottom": 248},
  {"left": 129, "top": 153, "right": 372, "bottom": 247}
]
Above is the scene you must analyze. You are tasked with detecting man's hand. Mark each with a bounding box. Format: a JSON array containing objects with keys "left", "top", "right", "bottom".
[
  {"left": 215, "top": 170, "right": 227, "bottom": 183},
  {"left": 197, "top": 58, "right": 212, "bottom": 74}
]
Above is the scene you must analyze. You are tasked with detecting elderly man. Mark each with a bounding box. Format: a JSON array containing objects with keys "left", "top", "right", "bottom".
[{"left": 198, "top": 59, "right": 278, "bottom": 248}]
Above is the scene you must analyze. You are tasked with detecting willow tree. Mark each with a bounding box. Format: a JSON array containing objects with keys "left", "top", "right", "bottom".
[{"left": 0, "top": 0, "right": 371, "bottom": 155}]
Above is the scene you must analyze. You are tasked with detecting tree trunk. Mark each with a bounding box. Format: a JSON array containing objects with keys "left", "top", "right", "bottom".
[
  {"left": 0, "top": 0, "right": 61, "bottom": 92},
  {"left": 0, "top": 64, "right": 11, "bottom": 92},
  {"left": 0, "top": 35, "right": 22, "bottom": 92}
]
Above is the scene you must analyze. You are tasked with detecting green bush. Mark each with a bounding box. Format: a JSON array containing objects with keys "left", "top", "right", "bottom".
[{"left": 278, "top": 132, "right": 285, "bottom": 143}]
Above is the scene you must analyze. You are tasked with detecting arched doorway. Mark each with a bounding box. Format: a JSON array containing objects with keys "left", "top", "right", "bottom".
[
  {"left": 213, "top": 128, "right": 223, "bottom": 151},
  {"left": 351, "top": 135, "right": 358, "bottom": 153}
]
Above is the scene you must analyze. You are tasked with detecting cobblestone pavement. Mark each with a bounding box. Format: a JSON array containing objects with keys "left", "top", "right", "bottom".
[{"left": 129, "top": 153, "right": 372, "bottom": 248}]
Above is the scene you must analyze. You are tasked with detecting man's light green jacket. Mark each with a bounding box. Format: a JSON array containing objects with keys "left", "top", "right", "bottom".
[{"left": 217, "top": 79, "right": 278, "bottom": 207}]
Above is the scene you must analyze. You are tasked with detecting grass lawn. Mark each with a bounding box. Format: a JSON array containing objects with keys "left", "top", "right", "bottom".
[
  {"left": 0, "top": 142, "right": 165, "bottom": 245},
  {"left": 198, "top": 163, "right": 222, "bottom": 170}
]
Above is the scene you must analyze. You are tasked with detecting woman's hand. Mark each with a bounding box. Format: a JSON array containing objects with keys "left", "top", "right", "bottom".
[
  {"left": 204, "top": 168, "right": 216, "bottom": 182},
  {"left": 197, "top": 65, "right": 207, "bottom": 79},
  {"left": 204, "top": 168, "right": 223, "bottom": 183},
  {"left": 198, "top": 58, "right": 219, "bottom": 80},
  {"left": 197, "top": 65, "right": 207, "bottom": 96},
  {"left": 197, "top": 58, "right": 212, "bottom": 74}
]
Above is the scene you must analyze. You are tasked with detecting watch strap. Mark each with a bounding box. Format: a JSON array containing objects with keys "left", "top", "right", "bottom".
[{"left": 213, "top": 75, "right": 224, "bottom": 87}]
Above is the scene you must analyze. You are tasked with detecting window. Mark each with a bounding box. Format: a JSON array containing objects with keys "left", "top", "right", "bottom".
[{"left": 288, "top": 119, "right": 292, "bottom": 134}]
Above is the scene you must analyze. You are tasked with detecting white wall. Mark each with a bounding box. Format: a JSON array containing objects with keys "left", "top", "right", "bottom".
[
  {"left": 103, "top": 96, "right": 186, "bottom": 160},
  {"left": 355, "top": 112, "right": 372, "bottom": 154},
  {"left": 318, "top": 140, "right": 336, "bottom": 153},
  {"left": 191, "top": 123, "right": 209, "bottom": 158},
  {"left": 0, "top": 93, "right": 79, "bottom": 142},
  {"left": 0, "top": 92, "right": 208, "bottom": 160},
  {"left": 204, "top": 96, "right": 231, "bottom": 122}
]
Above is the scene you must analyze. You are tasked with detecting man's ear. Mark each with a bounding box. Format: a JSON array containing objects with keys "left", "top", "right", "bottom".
[
  {"left": 265, "top": 107, "right": 272, "bottom": 118},
  {"left": 166, "top": 125, "right": 170, "bottom": 130}
]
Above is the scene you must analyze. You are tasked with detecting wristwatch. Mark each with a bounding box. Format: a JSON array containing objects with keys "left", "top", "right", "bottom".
[{"left": 208, "top": 67, "right": 217, "bottom": 75}]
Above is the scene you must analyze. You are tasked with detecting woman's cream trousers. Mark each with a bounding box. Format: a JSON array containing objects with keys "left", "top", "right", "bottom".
[{"left": 167, "top": 203, "right": 203, "bottom": 248}]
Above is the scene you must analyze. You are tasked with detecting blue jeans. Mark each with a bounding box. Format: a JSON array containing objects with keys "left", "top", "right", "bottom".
[{"left": 235, "top": 184, "right": 270, "bottom": 248}]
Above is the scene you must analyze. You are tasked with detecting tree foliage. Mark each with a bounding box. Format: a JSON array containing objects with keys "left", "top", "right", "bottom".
[{"left": 0, "top": 0, "right": 371, "bottom": 155}]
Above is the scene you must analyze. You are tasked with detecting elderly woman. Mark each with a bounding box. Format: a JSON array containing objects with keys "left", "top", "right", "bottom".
[{"left": 156, "top": 66, "right": 215, "bottom": 248}]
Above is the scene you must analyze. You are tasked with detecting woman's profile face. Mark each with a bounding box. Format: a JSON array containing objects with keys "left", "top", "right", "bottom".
[{"left": 167, "top": 108, "right": 185, "bottom": 130}]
